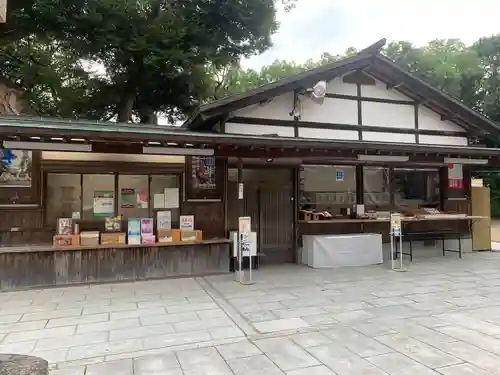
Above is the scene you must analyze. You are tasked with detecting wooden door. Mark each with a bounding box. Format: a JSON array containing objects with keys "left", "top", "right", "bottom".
[{"left": 259, "top": 186, "right": 294, "bottom": 264}]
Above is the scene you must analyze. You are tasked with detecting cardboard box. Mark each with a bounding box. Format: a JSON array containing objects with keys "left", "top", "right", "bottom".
[
  {"left": 158, "top": 229, "right": 174, "bottom": 243},
  {"left": 100, "top": 232, "right": 126, "bottom": 245},
  {"left": 181, "top": 230, "right": 197, "bottom": 242},
  {"left": 80, "top": 231, "right": 100, "bottom": 246},
  {"left": 53, "top": 234, "right": 80, "bottom": 247},
  {"left": 141, "top": 235, "right": 156, "bottom": 244}
]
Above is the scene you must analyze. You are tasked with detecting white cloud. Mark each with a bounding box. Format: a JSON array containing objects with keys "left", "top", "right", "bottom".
[{"left": 243, "top": 0, "right": 500, "bottom": 69}]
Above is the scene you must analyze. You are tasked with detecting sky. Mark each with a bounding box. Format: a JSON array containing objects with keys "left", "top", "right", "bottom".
[{"left": 243, "top": 0, "right": 500, "bottom": 70}]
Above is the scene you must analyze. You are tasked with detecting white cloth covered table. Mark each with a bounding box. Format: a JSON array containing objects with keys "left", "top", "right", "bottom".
[{"left": 302, "top": 233, "right": 383, "bottom": 268}]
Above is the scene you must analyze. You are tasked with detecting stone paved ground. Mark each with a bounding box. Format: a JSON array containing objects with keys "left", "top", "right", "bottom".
[{"left": 3, "top": 252, "right": 500, "bottom": 374}]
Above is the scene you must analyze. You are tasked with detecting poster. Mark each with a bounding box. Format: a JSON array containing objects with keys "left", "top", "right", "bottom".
[
  {"left": 137, "top": 191, "right": 148, "bottom": 208},
  {"left": 120, "top": 188, "right": 135, "bottom": 208},
  {"left": 0, "top": 150, "right": 32, "bottom": 187},
  {"left": 390, "top": 213, "right": 401, "bottom": 237},
  {"left": 165, "top": 188, "right": 179, "bottom": 208},
  {"left": 140, "top": 218, "right": 154, "bottom": 235},
  {"left": 127, "top": 218, "right": 141, "bottom": 245},
  {"left": 238, "top": 217, "right": 252, "bottom": 257},
  {"left": 157, "top": 211, "right": 172, "bottom": 230},
  {"left": 448, "top": 164, "right": 464, "bottom": 190},
  {"left": 335, "top": 170, "right": 344, "bottom": 182},
  {"left": 93, "top": 190, "right": 114, "bottom": 217},
  {"left": 180, "top": 215, "right": 194, "bottom": 230},
  {"left": 191, "top": 156, "right": 216, "bottom": 190},
  {"left": 153, "top": 193, "right": 165, "bottom": 209}
]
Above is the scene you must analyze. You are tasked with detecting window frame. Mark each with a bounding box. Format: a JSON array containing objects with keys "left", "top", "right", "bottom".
[{"left": 43, "top": 171, "right": 182, "bottom": 228}]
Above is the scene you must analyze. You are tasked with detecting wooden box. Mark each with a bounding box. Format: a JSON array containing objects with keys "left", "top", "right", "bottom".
[
  {"left": 80, "top": 231, "right": 100, "bottom": 246},
  {"left": 195, "top": 230, "right": 203, "bottom": 241},
  {"left": 101, "top": 232, "right": 126, "bottom": 245}
]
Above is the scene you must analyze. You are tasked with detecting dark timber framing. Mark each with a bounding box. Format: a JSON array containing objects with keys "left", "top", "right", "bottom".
[
  {"left": 325, "top": 92, "right": 414, "bottom": 106},
  {"left": 227, "top": 116, "right": 467, "bottom": 138},
  {"left": 184, "top": 38, "right": 500, "bottom": 140},
  {"left": 414, "top": 103, "right": 420, "bottom": 144},
  {"left": 356, "top": 83, "right": 363, "bottom": 140}
]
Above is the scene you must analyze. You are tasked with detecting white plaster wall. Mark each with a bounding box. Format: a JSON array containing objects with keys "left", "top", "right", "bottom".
[
  {"left": 418, "top": 106, "right": 464, "bottom": 132},
  {"left": 418, "top": 135, "right": 468, "bottom": 146},
  {"left": 301, "top": 98, "right": 358, "bottom": 124},
  {"left": 298, "top": 127, "right": 359, "bottom": 140},
  {"left": 225, "top": 122, "right": 295, "bottom": 137},
  {"left": 362, "top": 131, "right": 415, "bottom": 143},
  {"left": 42, "top": 152, "right": 185, "bottom": 163},
  {"left": 361, "top": 77, "right": 414, "bottom": 101},
  {"left": 362, "top": 102, "right": 415, "bottom": 129},
  {"left": 233, "top": 92, "right": 293, "bottom": 120},
  {"left": 326, "top": 76, "right": 357, "bottom": 95}
]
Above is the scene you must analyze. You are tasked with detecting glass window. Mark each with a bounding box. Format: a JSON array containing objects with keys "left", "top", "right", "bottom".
[
  {"left": 82, "top": 174, "right": 115, "bottom": 220},
  {"left": 118, "top": 175, "right": 149, "bottom": 219},
  {"left": 393, "top": 168, "right": 440, "bottom": 209},
  {"left": 299, "top": 165, "right": 356, "bottom": 214},
  {"left": 363, "top": 167, "right": 391, "bottom": 211},
  {"left": 150, "top": 175, "right": 180, "bottom": 227},
  {"left": 45, "top": 173, "right": 81, "bottom": 226}
]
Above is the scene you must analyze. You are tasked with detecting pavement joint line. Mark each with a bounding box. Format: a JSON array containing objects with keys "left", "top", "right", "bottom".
[{"left": 195, "top": 276, "right": 259, "bottom": 337}]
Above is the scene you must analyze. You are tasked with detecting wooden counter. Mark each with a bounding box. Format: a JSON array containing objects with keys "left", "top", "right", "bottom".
[
  {"left": 298, "top": 216, "right": 485, "bottom": 244},
  {"left": 0, "top": 239, "right": 231, "bottom": 291}
]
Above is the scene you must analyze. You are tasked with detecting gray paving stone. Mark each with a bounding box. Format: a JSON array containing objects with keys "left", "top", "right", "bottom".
[
  {"left": 436, "top": 325, "right": 500, "bottom": 355},
  {"left": 322, "top": 301, "right": 374, "bottom": 312},
  {"left": 243, "top": 311, "right": 278, "bottom": 323},
  {"left": 329, "top": 310, "right": 376, "bottom": 323},
  {"left": 133, "top": 353, "right": 180, "bottom": 373},
  {"left": 166, "top": 302, "right": 219, "bottom": 314},
  {"left": 366, "top": 352, "right": 440, "bottom": 375},
  {"left": 253, "top": 318, "right": 309, "bottom": 333},
  {"left": 110, "top": 323, "right": 175, "bottom": 341},
  {"left": 47, "top": 313, "right": 109, "bottom": 328},
  {"left": 36, "top": 331, "right": 107, "bottom": 352},
  {"left": 254, "top": 337, "right": 320, "bottom": 371},
  {"left": 49, "top": 366, "right": 86, "bottom": 375},
  {"left": 228, "top": 354, "right": 284, "bottom": 375},
  {"left": 21, "top": 309, "right": 83, "bottom": 322},
  {"left": 375, "top": 334, "right": 462, "bottom": 368},
  {"left": 67, "top": 339, "right": 143, "bottom": 361},
  {"left": 0, "top": 340, "right": 37, "bottom": 354},
  {"left": 216, "top": 340, "right": 261, "bottom": 360},
  {"left": 301, "top": 314, "right": 338, "bottom": 326},
  {"left": 273, "top": 307, "right": 326, "bottom": 319},
  {"left": 321, "top": 327, "right": 393, "bottom": 358},
  {"left": 286, "top": 365, "right": 336, "bottom": 375},
  {"left": 141, "top": 312, "right": 199, "bottom": 326},
  {"left": 0, "top": 320, "right": 48, "bottom": 334},
  {"left": 436, "top": 363, "right": 492, "bottom": 375},
  {"left": 176, "top": 347, "right": 233, "bottom": 374},
  {"left": 3, "top": 325, "right": 76, "bottom": 343},
  {"left": 435, "top": 313, "right": 500, "bottom": 335},
  {"left": 141, "top": 330, "right": 212, "bottom": 350},
  {"left": 76, "top": 317, "right": 139, "bottom": 334},
  {"left": 288, "top": 332, "right": 332, "bottom": 348},
  {"left": 173, "top": 317, "right": 231, "bottom": 332},
  {"left": 111, "top": 307, "right": 167, "bottom": 320},
  {"left": 86, "top": 359, "right": 133, "bottom": 375},
  {"left": 209, "top": 326, "right": 244, "bottom": 340},
  {"left": 0, "top": 314, "right": 22, "bottom": 324},
  {"left": 307, "top": 343, "right": 389, "bottom": 375}
]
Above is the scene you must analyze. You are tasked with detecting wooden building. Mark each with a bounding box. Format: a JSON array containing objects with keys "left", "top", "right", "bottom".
[{"left": 0, "top": 39, "right": 499, "bottom": 289}]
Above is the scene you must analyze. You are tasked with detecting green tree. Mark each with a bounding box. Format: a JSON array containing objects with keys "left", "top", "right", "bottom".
[{"left": 1, "top": 0, "right": 297, "bottom": 123}]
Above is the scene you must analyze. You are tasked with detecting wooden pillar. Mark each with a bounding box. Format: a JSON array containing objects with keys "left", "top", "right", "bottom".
[{"left": 355, "top": 165, "right": 364, "bottom": 204}]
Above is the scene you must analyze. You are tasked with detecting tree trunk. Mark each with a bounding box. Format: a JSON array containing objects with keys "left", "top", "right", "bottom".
[
  {"left": 139, "top": 107, "right": 158, "bottom": 124},
  {"left": 117, "top": 92, "right": 135, "bottom": 123}
]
